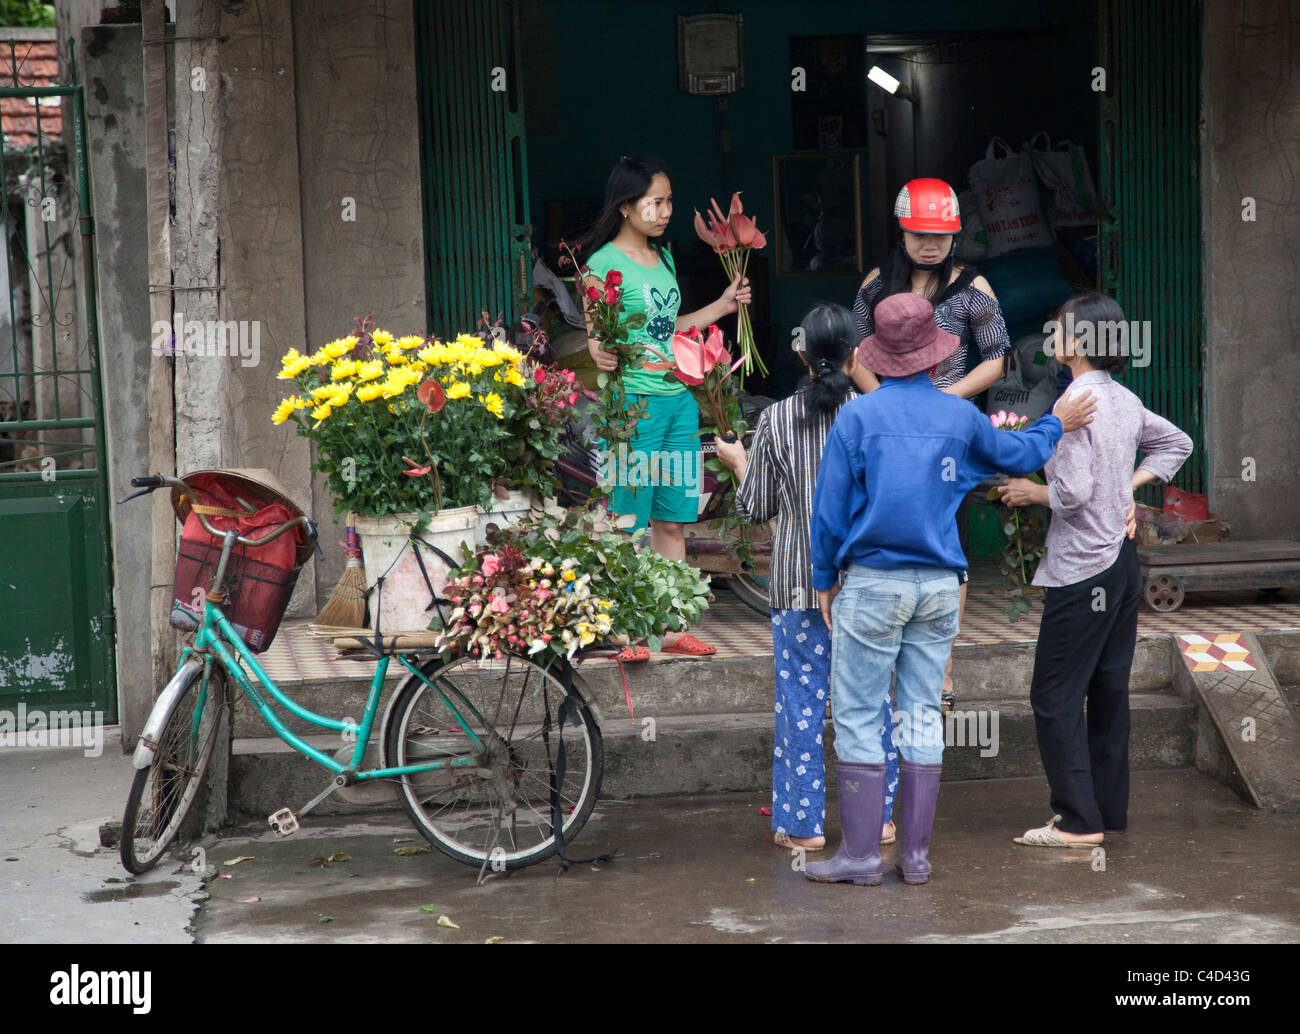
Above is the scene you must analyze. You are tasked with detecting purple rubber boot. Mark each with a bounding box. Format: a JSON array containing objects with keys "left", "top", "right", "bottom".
[
  {"left": 805, "top": 762, "right": 886, "bottom": 886},
  {"left": 896, "top": 759, "right": 943, "bottom": 884}
]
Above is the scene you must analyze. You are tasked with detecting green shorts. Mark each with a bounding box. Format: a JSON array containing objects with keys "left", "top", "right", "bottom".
[{"left": 605, "top": 391, "right": 702, "bottom": 532}]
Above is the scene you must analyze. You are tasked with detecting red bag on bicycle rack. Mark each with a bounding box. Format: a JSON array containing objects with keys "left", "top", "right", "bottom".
[{"left": 169, "top": 471, "right": 307, "bottom": 652}]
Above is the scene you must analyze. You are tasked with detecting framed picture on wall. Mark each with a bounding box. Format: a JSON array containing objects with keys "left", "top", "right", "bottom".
[{"left": 772, "top": 153, "right": 864, "bottom": 276}]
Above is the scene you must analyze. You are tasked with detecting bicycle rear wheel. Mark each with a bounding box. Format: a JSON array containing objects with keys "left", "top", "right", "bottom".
[
  {"left": 383, "top": 652, "right": 603, "bottom": 870},
  {"left": 121, "top": 665, "right": 228, "bottom": 874}
]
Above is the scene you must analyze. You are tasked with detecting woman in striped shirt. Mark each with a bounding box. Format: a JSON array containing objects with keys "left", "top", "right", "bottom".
[{"left": 715, "top": 304, "right": 899, "bottom": 852}]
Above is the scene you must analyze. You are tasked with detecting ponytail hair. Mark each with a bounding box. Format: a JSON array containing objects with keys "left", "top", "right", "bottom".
[{"left": 799, "top": 303, "right": 858, "bottom": 422}]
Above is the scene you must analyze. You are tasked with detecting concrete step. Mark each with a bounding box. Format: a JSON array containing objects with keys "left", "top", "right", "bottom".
[
  {"left": 226, "top": 690, "right": 1195, "bottom": 819},
  {"left": 230, "top": 635, "right": 1179, "bottom": 738}
]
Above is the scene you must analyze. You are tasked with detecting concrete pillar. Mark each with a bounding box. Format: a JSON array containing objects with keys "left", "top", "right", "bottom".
[{"left": 80, "top": 21, "right": 153, "bottom": 743}]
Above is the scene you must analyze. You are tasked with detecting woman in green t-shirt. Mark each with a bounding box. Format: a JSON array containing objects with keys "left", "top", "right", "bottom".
[{"left": 578, "top": 155, "right": 751, "bottom": 658}]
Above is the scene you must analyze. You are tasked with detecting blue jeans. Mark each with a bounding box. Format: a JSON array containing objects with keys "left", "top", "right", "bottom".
[{"left": 830, "top": 565, "right": 961, "bottom": 765}]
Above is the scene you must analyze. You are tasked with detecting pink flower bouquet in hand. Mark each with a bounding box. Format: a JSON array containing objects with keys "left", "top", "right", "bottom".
[
  {"left": 644, "top": 324, "right": 746, "bottom": 439},
  {"left": 695, "top": 192, "right": 768, "bottom": 379}
]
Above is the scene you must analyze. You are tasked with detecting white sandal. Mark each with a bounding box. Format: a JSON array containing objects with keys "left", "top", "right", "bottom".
[{"left": 1013, "top": 814, "right": 1103, "bottom": 848}]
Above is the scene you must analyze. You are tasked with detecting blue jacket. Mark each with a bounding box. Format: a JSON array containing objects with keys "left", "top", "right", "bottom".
[{"left": 810, "top": 373, "right": 1062, "bottom": 590}]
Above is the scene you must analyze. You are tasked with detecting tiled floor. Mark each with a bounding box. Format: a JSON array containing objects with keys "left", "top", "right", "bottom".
[{"left": 250, "top": 575, "right": 1300, "bottom": 685}]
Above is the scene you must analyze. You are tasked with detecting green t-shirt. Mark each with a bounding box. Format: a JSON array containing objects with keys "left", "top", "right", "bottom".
[{"left": 586, "top": 241, "right": 685, "bottom": 396}]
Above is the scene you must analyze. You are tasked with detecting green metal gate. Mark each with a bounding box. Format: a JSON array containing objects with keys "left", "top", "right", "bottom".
[
  {"left": 0, "top": 39, "right": 115, "bottom": 721},
  {"left": 414, "top": 0, "right": 533, "bottom": 337},
  {"left": 1099, "top": 0, "right": 1205, "bottom": 493}
]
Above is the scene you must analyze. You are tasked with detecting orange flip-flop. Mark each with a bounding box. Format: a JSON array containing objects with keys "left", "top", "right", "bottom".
[
  {"left": 616, "top": 644, "right": 650, "bottom": 663},
  {"left": 662, "top": 633, "right": 716, "bottom": 656}
]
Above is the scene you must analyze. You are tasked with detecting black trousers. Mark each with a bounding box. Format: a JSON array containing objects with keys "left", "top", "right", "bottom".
[{"left": 1029, "top": 538, "right": 1140, "bottom": 834}]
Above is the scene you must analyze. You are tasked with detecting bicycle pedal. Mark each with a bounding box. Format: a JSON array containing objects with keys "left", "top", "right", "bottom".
[{"left": 268, "top": 808, "right": 299, "bottom": 837}]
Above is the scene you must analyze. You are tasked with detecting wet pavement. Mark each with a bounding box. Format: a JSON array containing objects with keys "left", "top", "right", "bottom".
[
  {"left": 3, "top": 730, "right": 1296, "bottom": 945},
  {"left": 193, "top": 767, "right": 1300, "bottom": 944}
]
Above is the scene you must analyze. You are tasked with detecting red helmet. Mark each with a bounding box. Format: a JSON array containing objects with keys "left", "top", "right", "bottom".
[{"left": 894, "top": 178, "right": 960, "bottom": 233}]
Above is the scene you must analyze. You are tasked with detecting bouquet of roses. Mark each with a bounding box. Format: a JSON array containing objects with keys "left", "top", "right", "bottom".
[
  {"left": 695, "top": 192, "right": 768, "bottom": 379},
  {"left": 984, "top": 410, "right": 1048, "bottom": 621},
  {"left": 558, "top": 240, "right": 648, "bottom": 479}
]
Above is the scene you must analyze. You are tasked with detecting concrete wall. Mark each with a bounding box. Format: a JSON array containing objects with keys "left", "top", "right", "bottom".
[
  {"left": 81, "top": 21, "right": 154, "bottom": 742},
  {"left": 1203, "top": 0, "right": 1300, "bottom": 538},
  {"left": 290, "top": 0, "right": 426, "bottom": 602}
]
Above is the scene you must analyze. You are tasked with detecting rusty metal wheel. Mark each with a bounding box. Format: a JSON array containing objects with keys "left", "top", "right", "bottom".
[{"left": 1145, "top": 574, "right": 1185, "bottom": 612}]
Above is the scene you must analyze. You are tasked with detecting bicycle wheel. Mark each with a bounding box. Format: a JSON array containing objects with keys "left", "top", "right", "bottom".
[
  {"left": 121, "top": 664, "right": 228, "bottom": 874},
  {"left": 383, "top": 652, "right": 603, "bottom": 870}
]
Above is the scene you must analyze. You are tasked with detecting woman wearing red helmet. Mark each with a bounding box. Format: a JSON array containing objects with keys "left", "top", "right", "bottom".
[
  {"left": 853, "top": 178, "right": 1009, "bottom": 399},
  {"left": 852, "top": 178, "right": 1095, "bottom": 708}
]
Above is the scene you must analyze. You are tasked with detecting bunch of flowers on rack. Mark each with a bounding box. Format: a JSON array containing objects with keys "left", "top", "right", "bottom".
[
  {"left": 984, "top": 410, "right": 1048, "bottom": 622},
  {"left": 272, "top": 315, "right": 577, "bottom": 515},
  {"left": 434, "top": 506, "right": 711, "bottom": 662}
]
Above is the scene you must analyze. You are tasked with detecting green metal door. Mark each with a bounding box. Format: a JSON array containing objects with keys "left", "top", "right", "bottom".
[
  {"left": 1098, "top": 0, "right": 1205, "bottom": 494},
  {"left": 0, "top": 39, "right": 115, "bottom": 721},
  {"left": 414, "top": 0, "right": 532, "bottom": 337}
]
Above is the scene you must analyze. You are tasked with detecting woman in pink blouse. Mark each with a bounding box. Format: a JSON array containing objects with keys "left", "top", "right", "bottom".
[{"left": 997, "top": 292, "right": 1192, "bottom": 848}]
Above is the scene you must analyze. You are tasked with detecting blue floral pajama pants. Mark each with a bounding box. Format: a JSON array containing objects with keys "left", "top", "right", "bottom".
[{"left": 771, "top": 608, "right": 898, "bottom": 837}]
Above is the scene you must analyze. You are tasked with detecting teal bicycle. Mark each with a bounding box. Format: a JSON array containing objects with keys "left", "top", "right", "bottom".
[{"left": 118, "top": 474, "right": 604, "bottom": 876}]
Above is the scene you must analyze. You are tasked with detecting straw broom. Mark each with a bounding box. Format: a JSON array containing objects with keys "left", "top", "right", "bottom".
[{"left": 314, "top": 525, "right": 368, "bottom": 628}]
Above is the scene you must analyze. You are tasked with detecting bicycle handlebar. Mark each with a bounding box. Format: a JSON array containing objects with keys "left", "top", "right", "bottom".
[{"left": 120, "top": 473, "right": 316, "bottom": 550}]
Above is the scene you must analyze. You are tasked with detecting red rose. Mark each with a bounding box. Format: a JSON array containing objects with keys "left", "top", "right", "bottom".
[
  {"left": 606, "top": 269, "right": 623, "bottom": 287},
  {"left": 603, "top": 287, "right": 619, "bottom": 305},
  {"left": 586, "top": 286, "right": 601, "bottom": 301},
  {"left": 534, "top": 367, "right": 547, "bottom": 384}
]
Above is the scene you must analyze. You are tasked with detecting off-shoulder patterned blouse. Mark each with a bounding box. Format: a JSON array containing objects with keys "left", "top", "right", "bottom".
[{"left": 853, "top": 274, "right": 1011, "bottom": 389}]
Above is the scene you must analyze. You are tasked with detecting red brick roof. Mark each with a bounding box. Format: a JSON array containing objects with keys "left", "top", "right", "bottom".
[{"left": 0, "top": 42, "right": 63, "bottom": 149}]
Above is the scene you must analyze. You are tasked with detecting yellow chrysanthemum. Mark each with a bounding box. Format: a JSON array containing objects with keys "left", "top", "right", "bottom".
[
  {"left": 480, "top": 392, "right": 505, "bottom": 419},
  {"left": 396, "top": 334, "right": 425, "bottom": 351},
  {"left": 446, "top": 381, "right": 471, "bottom": 400},
  {"left": 271, "top": 397, "right": 300, "bottom": 425},
  {"left": 385, "top": 349, "right": 409, "bottom": 366},
  {"left": 371, "top": 329, "right": 394, "bottom": 346},
  {"left": 379, "top": 376, "right": 407, "bottom": 399},
  {"left": 322, "top": 337, "right": 355, "bottom": 360},
  {"left": 496, "top": 367, "right": 526, "bottom": 388},
  {"left": 409, "top": 360, "right": 428, "bottom": 375},
  {"left": 326, "top": 382, "right": 354, "bottom": 406},
  {"left": 311, "top": 384, "right": 337, "bottom": 401},
  {"left": 277, "top": 350, "right": 312, "bottom": 379},
  {"left": 561, "top": 569, "right": 577, "bottom": 583},
  {"left": 310, "top": 403, "right": 332, "bottom": 422},
  {"left": 305, "top": 349, "right": 331, "bottom": 367},
  {"left": 355, "top": 382, "right": 385, "bottom": 403},
  {"left": 417, "top": 344, "right": 441, "bottom": 365},
  {"left": 494, "top": 342, "right": 524, "bottom": 364},
  {"left": 331, "top": 358, "right": 357, "bottom": 381},
  {"left": 356, "top": 360, "right": 385, "bottom": 382}
]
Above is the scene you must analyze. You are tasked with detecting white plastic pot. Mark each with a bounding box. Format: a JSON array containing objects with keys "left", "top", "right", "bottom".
[{"left": 352, "top": 507, "right": 478, "bottom": 633}]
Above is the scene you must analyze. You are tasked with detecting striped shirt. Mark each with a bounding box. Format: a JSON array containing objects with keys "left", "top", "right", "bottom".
[
  {"left": 734, "top": 387, "right": 858, "bottom": 611},
  {"left": 853, "top": 274, "right": 1011, "bottom": 389}
]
